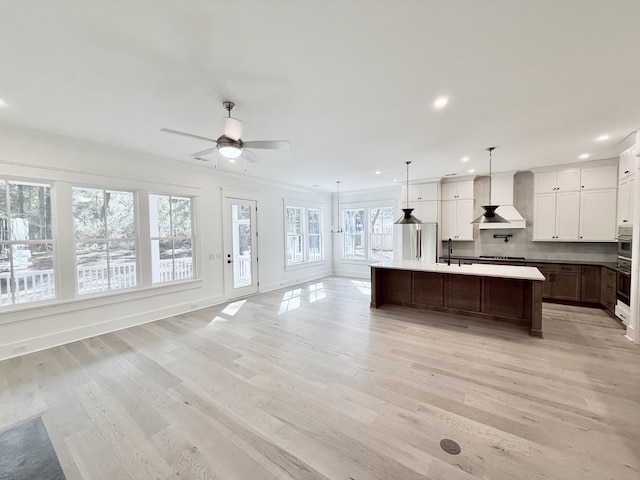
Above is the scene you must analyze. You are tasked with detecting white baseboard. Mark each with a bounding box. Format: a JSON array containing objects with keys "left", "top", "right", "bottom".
[
  {"left": 259, "top": 270, "right": 332, "bottom": 293},
  {"left": 0, "top": 295, "right": 226, "bottom": 361}
]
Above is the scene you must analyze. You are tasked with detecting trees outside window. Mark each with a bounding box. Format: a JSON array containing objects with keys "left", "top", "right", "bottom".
[
  {"left": 0, "top": 180, "right": 54, "bottom": 306},
  {"left": 342, "top": 206, "right": 394, "bottom": 260},
  {"left": 285, "top": 204, "right": 324, "bottom": 266},
  {"left": 150, "top": 194, "right": 194, "bottom": 283},
  {"left": 73, "top": 187, "right": 136, "bottom": 294}
]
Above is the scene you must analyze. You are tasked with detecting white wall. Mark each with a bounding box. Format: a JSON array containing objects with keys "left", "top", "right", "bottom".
[{"left": 0, "top": 123, "right": 332, "bottom": 360}]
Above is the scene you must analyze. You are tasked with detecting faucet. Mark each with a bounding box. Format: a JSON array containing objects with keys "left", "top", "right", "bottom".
[{"left": 447, "top": 238, "right": 452, "bottom": 266}]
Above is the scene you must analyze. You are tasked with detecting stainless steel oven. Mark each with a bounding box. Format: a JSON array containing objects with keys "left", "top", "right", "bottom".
[
  {"left": 617, "top": 225, "right": 632, "bottom": 262},
  {"left": 616, "top": 226, "right": 633, "bottom": 321}
]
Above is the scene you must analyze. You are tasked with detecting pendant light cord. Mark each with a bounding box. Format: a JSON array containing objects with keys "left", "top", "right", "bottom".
[
  {"left": 405, "top": 161, "right": 411, "bottom": 204},
  {"left": 486, "top": 147, "right": 495, "bottom": 204}
]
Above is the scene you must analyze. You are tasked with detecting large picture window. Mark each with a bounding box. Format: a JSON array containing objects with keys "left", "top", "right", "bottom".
[
  {"left": 285, "top": 204, "right": 324, "bottom": 266},
  {"left": 0, "top": 180, "right": 54, "bottom": 306},
  {"left": 73, "top": 187, "right": 136, "bottom": 294},
  {"left": 150, "top": 194, "right": 194, "bottom": 283},
  {"left": 343, "top": 206, "right": 394, "bottom": 260}
]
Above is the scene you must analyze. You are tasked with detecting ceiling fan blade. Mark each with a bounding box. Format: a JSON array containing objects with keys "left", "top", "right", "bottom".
[
  {"left": 190, "top": 146, "right": 218, "bottom": 157},
  {"left": 242, "top": 140, "right": 290, "bottom": 150},
  {"left": 244, "top": 149, "right": 262, "bottom": 163},
  {"left": 161, "top": 128, "right": 217, "bottom": 143},
  {"left": 224, "top": 117, "right": 244, "bottom": 141}
]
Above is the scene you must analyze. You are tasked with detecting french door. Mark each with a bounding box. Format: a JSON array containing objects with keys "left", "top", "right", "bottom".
[{"left": 222, "top": 196, "right": 259, "bottom": 298}]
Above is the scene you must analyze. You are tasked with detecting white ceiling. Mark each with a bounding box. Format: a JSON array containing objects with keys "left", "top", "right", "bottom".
[{"left": 1, "top": 0, "right": 638, "bottom": 191}]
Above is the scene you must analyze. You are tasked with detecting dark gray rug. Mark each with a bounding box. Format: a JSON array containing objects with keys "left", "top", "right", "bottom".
[{"left": 0, "top": 416, "right": 65, "bottom": 480}]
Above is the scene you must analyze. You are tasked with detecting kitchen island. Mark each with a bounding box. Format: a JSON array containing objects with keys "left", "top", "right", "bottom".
[{"left": 370, "top": 260, "right": 546, "bottom": 337}]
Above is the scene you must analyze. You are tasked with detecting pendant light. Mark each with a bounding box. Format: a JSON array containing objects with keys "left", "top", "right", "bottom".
[
  {"left": 471, "top": 147, "right": 510, "bottom": 224},
  {"left": 394, "top": 161, "right": 422, "bottom": 224},
  {"left": 331, "top": 180, "right": 343, "bottom": 233}
]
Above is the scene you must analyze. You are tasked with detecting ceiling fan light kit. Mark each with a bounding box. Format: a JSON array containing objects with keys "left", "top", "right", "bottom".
[
  {"left": 161, "top": 101, "right": 290, "bottom": 164},
  {"left": 471, "top": 147, "right": 510, "bottom": 224}
]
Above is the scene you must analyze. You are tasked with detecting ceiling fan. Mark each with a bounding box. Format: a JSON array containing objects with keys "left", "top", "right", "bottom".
[{"left": 161, "top": 101, "right": 290, "bottom": 163}]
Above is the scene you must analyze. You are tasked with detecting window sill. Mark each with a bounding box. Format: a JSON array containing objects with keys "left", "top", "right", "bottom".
[
  {"left": 284, "top": 259, "right": 326, "bottom": 271},
  {"left": 0, "top": 278, "right": 203, "bottom": 325}
]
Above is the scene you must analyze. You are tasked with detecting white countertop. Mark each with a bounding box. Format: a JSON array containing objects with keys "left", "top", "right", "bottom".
[{"left": 371, "top": 260, "right": 545, "bottom": 281}]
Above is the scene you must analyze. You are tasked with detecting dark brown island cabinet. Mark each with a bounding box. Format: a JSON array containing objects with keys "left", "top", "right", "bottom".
[{"left": 371, "top": 261, "right": 545, "bottom": 337}]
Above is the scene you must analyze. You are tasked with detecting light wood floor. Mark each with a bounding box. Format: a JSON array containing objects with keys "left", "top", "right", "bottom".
[{"left": 1, "top": 276, "right": 639, "bottom": 479}]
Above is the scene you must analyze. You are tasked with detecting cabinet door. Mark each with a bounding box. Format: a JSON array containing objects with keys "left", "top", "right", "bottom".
[
  {"left": 549, "top": 271, "right": 581, "bottom": 301},
  {"left": 533, "top": 193, "right": 557, "bottom": 240},
  {"left": 618, "top": 178, "right": 632, "bottom": 225},
  {"left": 581, "top": 165, "right": 618, "bottom": 190},
  {"left": 441, "top": 183, "right": 458, "bottom": 200},
  {"left": 555, "top": 192, "right": 580, "bottom": 241},
  {"left": 579, "top": 189, "right": 617, "bottom": 241},
  {"left": 456, "top": 180, "right": 474, "bottom": 200},
  {"left": 556, "top": 169, "right": 581, "bottom": 191},
  {"left": 534, "top": 172, "right": 558, "bottom": 193},
  {"left": 620, "top": 148, "right": 635, "bottom": 180},
  {"left": 418, "top": 200, "right": 438, "bottom": 223},
  {"left": 441, "top": 200, "right": 457, "bottom": 240},
  {"left": 581, "top": 266, "right": 601, "bottom": 303},
  {"left": 455, "top": 199, "right": 475, "bottom": 240},
  {"left": 402, "top": 185, "right": 421, "bottom": 203},
  {"left": 419, "top": 182, "right": 438, "bottom": 201}
]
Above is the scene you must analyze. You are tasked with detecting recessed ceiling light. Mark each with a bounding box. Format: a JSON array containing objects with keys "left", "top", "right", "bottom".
[
  {"left": 596, "top": 134, "right": 609, "bottom": 142},
  {"left": 578, "top": 153, "right": 590, "bottom": 160},
  {"left": 0, "top": 98, "right": 6, "bottom": 107},
  {"left": 375, "top": 171, "right": 381, "bottom": 175},
  {"left": 468, "top": 169, "right": 475, "bottom": 173},
  {"left": 433, "top": 96, "right": 449, "bottom": 109},
  {"left": 461, "top": 156, "right": 469, "bottom": 162},
  {"left": 393, "top": 179, "right": 398, "bottom": 182}
]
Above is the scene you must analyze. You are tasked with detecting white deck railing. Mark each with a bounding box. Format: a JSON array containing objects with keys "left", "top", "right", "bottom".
[{"left": 0, "top": 257, "right": 197, "bottom": 306}]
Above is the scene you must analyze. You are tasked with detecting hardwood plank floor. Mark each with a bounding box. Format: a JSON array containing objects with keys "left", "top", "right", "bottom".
[{"left": 1, "top": 276, "right": 639, "bottom": 479}]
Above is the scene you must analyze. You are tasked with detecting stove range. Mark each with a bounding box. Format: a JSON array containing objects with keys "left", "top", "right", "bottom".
[{"left": 479, "top": 255, "right": 526, "bottom": 261}]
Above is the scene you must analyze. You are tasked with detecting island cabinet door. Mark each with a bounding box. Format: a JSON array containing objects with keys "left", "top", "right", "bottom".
[
  {"left": 444, "top": 275, "right": 481, "bottom": 312},
  {"left": 413, "top": 272, "right": 444, "bottom": 307},
  {"left": 382, "top": 269, "right": 412, "bottom": 304},
  {"left": 482, "top": 277, "right": 526, "bottom": 319}
]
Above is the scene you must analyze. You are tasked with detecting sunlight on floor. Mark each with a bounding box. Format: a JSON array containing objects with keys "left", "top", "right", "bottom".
[
  {"left": 207, "top": 316, "right": 228, "bottom": 326},
  {"left": 351, "top": 280, "right": 371, "bottom": 295},
  {"left": 278, "top": 288, "right": 301, "bottom": 315},
  {"left": 309, "top": 282, "right": 326, "bottom": 303},
  {"left": 222, "top": 299, "right": 247, "bottom": 316}
]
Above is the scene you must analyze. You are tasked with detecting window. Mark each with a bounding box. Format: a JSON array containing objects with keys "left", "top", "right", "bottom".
[
  {"left": 73, "top": 187, "right": 136, "bottom": 294},
  {"left": 150, "top": 194, "right": 194, "bottom": 283},
  {"left": 0, "top": 180, "right": 54, "bottom": 306},
  {"left": 343, "top": 205, "right": 394, "bottom": 260},
  {"left": 285, "top": 204, "right": 324, "bottom": 266}
]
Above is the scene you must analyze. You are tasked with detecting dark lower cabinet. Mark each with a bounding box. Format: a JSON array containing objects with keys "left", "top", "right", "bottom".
[
  {"left": 581, "top": 266, "right": 601, "bottom": 304},
  {"left": 601, "top": 267, "right": 616, "bottom": 313}
]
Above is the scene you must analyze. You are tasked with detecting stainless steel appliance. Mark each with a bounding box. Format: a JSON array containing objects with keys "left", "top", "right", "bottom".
[
  {"left": 616, "top": 225, "right": 632, "bottom": 324},
  {"left": 478, "top": 255, "right": 526, "bottom": 266},
  {"left": 397, "top": 222, "right": 438, "bottom": 262}
]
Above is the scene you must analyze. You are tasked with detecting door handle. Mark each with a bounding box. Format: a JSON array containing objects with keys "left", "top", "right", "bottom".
[{"left": 227, "top": 259, "right": 233, "bottom": 264}]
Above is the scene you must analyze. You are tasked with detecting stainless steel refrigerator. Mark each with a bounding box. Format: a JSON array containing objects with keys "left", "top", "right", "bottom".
[{"left": 396, "top": 222, "right": 438, "bottom": 262}]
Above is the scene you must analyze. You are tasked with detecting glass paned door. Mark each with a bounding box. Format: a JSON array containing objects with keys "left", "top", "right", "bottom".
[{"left": 223, "top": 197, "right": 258, "bottom": 297}]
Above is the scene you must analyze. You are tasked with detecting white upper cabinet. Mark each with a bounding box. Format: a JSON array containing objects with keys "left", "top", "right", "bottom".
[
  {"left": 618, "top": 176, "right": 634, "bottom": 225},
  {"left": 619, "top": 147, "right": 635, "bottom": 180},
  {"left": 580, "top": 165, "right": 618, "bottom": 190},
  {"left": 533, "top": 191, "right": 580, "bottom": 241},
  {"left": 579, "top": 189, "right": 618, "bottom": 241},
  {"left": 402, "top": 182, "right": 439, "bottom": 203},
  {"left": 441, "top": 180, "right": 474, "bottom": 200},
  {"left": 534, "top": 169, "right": 580, "bottom": 193},
  {"left": 441, "top": 198, "right": 474, "bottom": 241}
]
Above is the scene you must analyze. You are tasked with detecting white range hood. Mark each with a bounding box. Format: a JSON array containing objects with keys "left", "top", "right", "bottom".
[{"left": 479, "top": 171, "right": 526, "bottom": 229}]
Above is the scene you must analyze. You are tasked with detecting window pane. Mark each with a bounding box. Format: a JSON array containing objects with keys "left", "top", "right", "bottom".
[
  {"left": 76, "top": 241, "right": 108, "bottom": 294},
  {"left": 149, "top": 195, "right": 169, "bottom": 237},
  {"left": 106, "top": 191, "right": 135, "bottom": 238},
  {"left": 344, "top": 209, "right": 364, "bottom": 234},
  {"left": 109, "top": 240, "right": 137, "bottom": 290},
  {"left": 13, "top": 243, "right": 55, "bottom": 304},
  {"left": 174, "top": 239, "right": 193, "bottom": 281},
  {"left": 308, "top": 209, "right": 320, "bottom": 235},
  {"left": 287, "top": 235, "right": 303, "bottom": 264},
  {"left": 73, "top": 188, "right": 105, "bottom": 239},
  {"left": 9, "top": 182, "right": 52, "bottom": 240},
  {"left": 237, "top": 205, "right": 251, "bottom": 220},
  {"left": 309, "top": 234, "right": 322, "bottom": 261},
  {"left": 152, "top": 239, "right": 174, "bottom": 283},
  {"left": 0, "top": 181, "right": 7, "bottom": 240},
  {"left": 286, "top": 207, "right": 302, "bottom": 235},
  {"left": 172, "top": 197, "right": 192, "bottom": 237}
]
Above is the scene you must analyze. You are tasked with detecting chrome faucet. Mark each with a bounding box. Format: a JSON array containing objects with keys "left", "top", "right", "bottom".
[{"left": 447, "top": 238, "right": 452, "bottom": 266}]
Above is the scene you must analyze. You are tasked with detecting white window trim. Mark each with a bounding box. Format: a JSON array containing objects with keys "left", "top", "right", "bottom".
[
  {"left": 283, "top": 199, "right": 326, "bottom": 270},
  {"left": 340, "top": 201, "right": 395, "bottom": 262}
]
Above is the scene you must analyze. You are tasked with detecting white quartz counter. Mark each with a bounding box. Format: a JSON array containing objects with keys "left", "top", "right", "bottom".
[{"left": 371, "top": 260, "right": 545, "bottom": 281}]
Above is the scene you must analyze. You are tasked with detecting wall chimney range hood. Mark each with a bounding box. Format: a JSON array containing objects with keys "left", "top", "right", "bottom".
[{"left": 478, "top": 171, "right": 526, "bottom": 229}]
